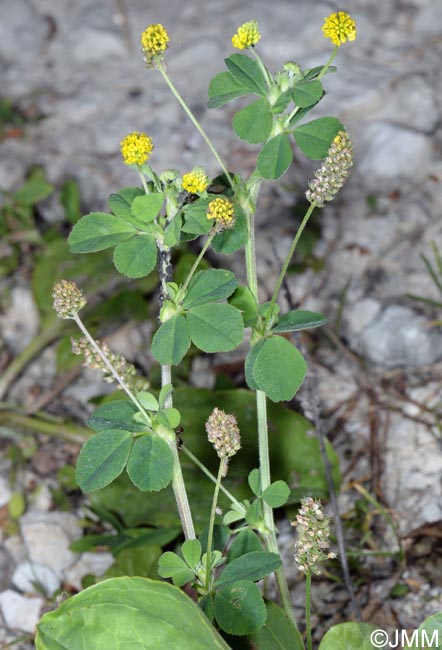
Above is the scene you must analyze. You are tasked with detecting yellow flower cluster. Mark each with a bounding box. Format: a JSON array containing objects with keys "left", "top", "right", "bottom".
[
  {"left": 182, "top": 167, "right": 209, "bottom": 194},
  {"left": 120, "top": 132, "right": 154, "bottom": 166},
  {"left": 52, "top": 280, "right": 86, "bottom": 319},
  {"left": 207, "top": 197, "right": 235, "bottom": 229},
  {"left": 141, "top": 23, "right": 169, "bottom": 63},
  {"left": 322, "top": 12, "right": 356, "bottom": 46},
  {"left": 231, "top": 20, "right": 261, "bottom": 50}
]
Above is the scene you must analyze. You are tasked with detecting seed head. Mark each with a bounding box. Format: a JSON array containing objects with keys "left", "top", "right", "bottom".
[
  {"left": 232, "top": 21, "right": 261, "bottom": 50},
  {"left": 182, "top": 167, "right": 209, "bottom": 194},
  {"left": 322, "top": 12, "right": 356, "bottom": 47},
  {"left": 71, "top": 338, "right": 148, "bottom": 392},
  {"left": 292, "top": 497, "right": 337, "bottom": 575},
  {"left": 207, "top": 197, "right": 235, "bottom": 230},
  {"left": 52, "top": 280, "right": 86, "bottom": 319},
  {"left": 305, "top": 130, "right": 354, "bottom": 207},
  {"left": 141, "top": 24, "right": 169, "bottom": 66},
  {"left": 120, "top": 132, "right": 154, "bottom": 166},
  {"left": 206, "top": 407, "right": 241, "bottom": 476}
]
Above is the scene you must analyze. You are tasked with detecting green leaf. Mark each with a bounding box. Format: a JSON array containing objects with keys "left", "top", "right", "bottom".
[
  {"left": 130, "top": 193, "right": 164, "bottom": 226},
  {"left": 214, "top": 580, "right": 266, "bottom": 636},
  {"left": 252, "top": 336, "right": 307, "bottom": 402},
  {"left": 183, "top": 269, "right": 239, "bottom": 309},
  {"left": 108, "top": 187, "right": 144, "bottom": 221},
  {"left": 151, "top": 314, "right": 191, "bottom": 365},
  {"left": 182, "top": 539, "right": 202, "bottom": 569},
  {"left": 405, "top": 613, "right": 442, "bottom": 649},
  {"left": 250, "top": 601, "right": 304, "bottom": 650},
  {"left": 60, "top": 180, "right": 81, "bottom": 224},
  {"left": 182, "top": 198, "right": 213, "bottom": 235},
  {"left": 102, "top": 545, "right": 161, "bottom": 580},
  {"left": 163, "top": 407, "right": 181, "bottom": 428},
  {"left": 113, "top": 234, "right": 157, "bottom": 278},
  {"left": 248, "top": 468, "right": 261, "bottom": 496},
  {"left": 126, "top": 434, "right": 174, "bottom": 492},
  {"left": 244, "top": 339, "right": 265, "bottom": 390},
  {"left": 319, "top": 622, "right": 378, "bottom": 650},
  {"left": 76, "top": 430, "right": 133, "bottom": 492},
  {"left": 261, "top": 481, "right": 290, "bottom": 508},
  {"left": 270, "top": 89, "right": 293, "bottom": 115},
  {"left": 208, "top": 71, "right": 250, "bottom": 109},
  {"left": 293, "top": 117, "right": 344, "bottom": 160},
  {"left": 228, "top": 530, "right": 263, "bottom": 562},
  {"left": 187, "top": 303, "right": 244, "bottom": 353},
  {"left": 257, "top": 134, "right": 293, "bottom": 180},
  {"left": 292, "top": 79, "right": 323, "bottom": 108},
  {"left": 114, "top": 527, "right": 180, "bottom": 554},
  {"left": 229, "top": 286, "right": 258, "bottom": 327},
  {"left": 215, "top": 552, "right": 281, "bottom": 587},
  {"left": 69, "top": 213, "right": 136, "bottom": 253},
  {"left": 164, "top": 213, "right": 182, "bottom": 247},
  {"left": 158, "top": 552, "right": 195, "bottom": 587},
  {"left": 87, "top": 401, "right": 146, "bottom": 433},
  {"left": 212, "top": 206, "right": 248, "bottom": 255},
  {"left": 36, "top": 577, "right": 232, "bottom": 649},
  {"left": 137, "top": 392, "right": 159, "bottom": 412},
  {"left": 272, "top": 310, "right": 327, "bottom": 333},
  {"left": 304, "top": 65, "right": 337, "bottom": 80},
  {"left": 12, "top": 171, "right": 53, "bottom": 204},
  {"left": 225, "top": 53, "right": 267, "bottom": 96},
  {"left": 232, "top": 98, "right": 273, "bottom": 144}
]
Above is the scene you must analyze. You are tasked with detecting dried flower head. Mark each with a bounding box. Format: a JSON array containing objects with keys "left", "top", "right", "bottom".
[
  {"left": 207, "top": 197, "right": 235, "bottom": 230},
  {"left": 141, "top": 23, "right": 169, "bottom": 65},
  {"left": 305, "top": 131, "right": 354, "bottom": 207},
  {"left": 182, "top": 167, "right": 209, "bottom": 194},
  {"left": 120, "top": 132, "right": 154, "bottom": 166},
  {"left": 322, "top": 12, "right": 356, "bottom": 47},
  {"left": 71, "top": 338, "right": 148, "bottom": 392},
  {"left": 206, "top": 407, "right": 241, "bottom": 476},
  {"left": 52, "top": 280, "right": 86, "bottom": 319},
  {"left": 232, "top": 20, "right": 261, "bottom": 50},
  {"left": 292, "top": 497, "right": 337, "bottom": 575}
]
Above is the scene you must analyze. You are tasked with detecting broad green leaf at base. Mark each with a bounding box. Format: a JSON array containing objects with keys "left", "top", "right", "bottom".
[
  {"left": 36, "top": 577, "right": 232, "bottom": 649},
  {"left": 319, "top": 622, "right": 378, "bottom": 650}
]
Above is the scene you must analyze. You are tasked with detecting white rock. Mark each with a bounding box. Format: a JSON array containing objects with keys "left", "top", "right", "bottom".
[
  {"left": 0, "top": 589, "right": 43, "bottom": 634},
  {"left": 344, "top": 298, "right": 382, "bottom": 338},
  {"left": 12, "top": 561, "right": 61, "bottom": 597},
  {"left": 0, "top": 476, "right": 12, "bottom": 508},
  {"left": 63, "top": 552, "right": 115, "bottom": 591},
  {"left": 355, "top": 305, "right": 442, "bottom": 367},
  {"left": 358, "top": 123, "right": 433, "bottom": 182},
  {"left": 20, "top": 512, "right": 82, "bottom": 577},
  {"left": 0, "top": 287, "right": 40, "bottom": 354},
  {"left": 28, "top": 483, "right": 53, "bottom": 513},
  {"left": 72, "top": 28, "right": 126, "bottom": 63},
  {"left": 3, "top": 535, "right": 27, "bottom": 564}
]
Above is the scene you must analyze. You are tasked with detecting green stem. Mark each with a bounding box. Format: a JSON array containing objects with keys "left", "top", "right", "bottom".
[
  {"left": 0, "top": 410, "right": 90, "bottom": 444},
  {"left": 162, "top": 364, "right": 196, "bottom": 541},
  {"left": 157, "top": 62, "right": 233, "bottom": 187},
  {"left": 182, "top": 447, "right": 245, "bottom": 512},
  {"left": 179, "top": 228, "right": 217, "bottom": 299},
  {"left": 317, "top": 46, "right": 338, "bottom": 80},
  {"left": 305, "top": 571, "right": 312, "bottom": 650},
  {"left": 267, "top": 202, "right": 316, "bottom": 327},
  {"left": 205, "top": 460, "right": 224, "bottom": 590},
  {"left": 250, "top": 48, "right": 272, "bottom": 89},
  {"left": 243, "top": 204, "right": 300, "bottom": 632},
  {"left": 137, "top": 168, "right": 150, "bottom": 194}
]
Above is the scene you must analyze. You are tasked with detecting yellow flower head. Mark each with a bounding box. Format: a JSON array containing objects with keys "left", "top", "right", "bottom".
[
  {"left": 232, "top": 20, "right": 261, "bottom": 50},
  {"left": 120, "top": 132, "right": 154, "bottom": 166},
  {"left": 322, "top": 12, "right": 356, "bottom": 46},
  {"left": 141, "top": 24, "right": 169, "bottom": 64},
  {"left": 182, "top": 167, "right": 209, "bottom": 194},
  {"left": 207, "top": 197, "right": 235, "bottom": 230}
]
